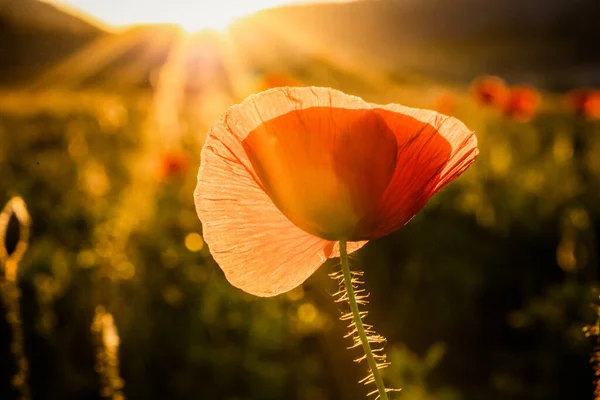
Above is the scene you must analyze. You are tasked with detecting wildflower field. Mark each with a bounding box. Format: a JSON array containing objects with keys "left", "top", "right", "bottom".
[{"left": 1, "top": 1, "right": 600, "bottom": 399}]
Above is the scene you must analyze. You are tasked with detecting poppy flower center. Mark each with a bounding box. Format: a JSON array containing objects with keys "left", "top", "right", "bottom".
[{"left": 242, "top": 107, "right": 398, "bottom": 240}]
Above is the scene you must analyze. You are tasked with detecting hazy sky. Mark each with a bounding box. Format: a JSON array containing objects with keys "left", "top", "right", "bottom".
[{"left": 53, "top": 0, "right": 350, "bottom": 31}]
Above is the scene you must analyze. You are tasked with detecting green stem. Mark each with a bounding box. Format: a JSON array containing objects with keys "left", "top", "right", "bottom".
[{"left": 339, "top": 240, "right": 389, "bottom": 400}]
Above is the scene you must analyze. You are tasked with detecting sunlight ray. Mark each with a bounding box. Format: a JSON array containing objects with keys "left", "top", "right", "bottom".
[
  {"left": 111, "top": 28, "right": 184, "bottom": 88},
  {"left": 33, "top": 28, "right": 156, "bottom": 89},
  {"left": 248, "top": 12, "right": 407, "bottom": 94}
]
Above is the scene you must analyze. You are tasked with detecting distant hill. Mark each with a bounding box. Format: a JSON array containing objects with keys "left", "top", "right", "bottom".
[
  {"left": 0, "top": 0, "right": 103, "bottom": 34},
  {"left": 238, "top": 0, "right": 598, "bottom": 48},
  {"left": 32, "top": 24, "right": 185, "bottom": 90},
  {"left": 233, "top": 0, "right": 600, "bottom": 88},
  {"left": 1, "top": 0, "right": 598, "bottom": 90},
  {"left": 0, "top": 0, "right": 105, "bottom": 85}
]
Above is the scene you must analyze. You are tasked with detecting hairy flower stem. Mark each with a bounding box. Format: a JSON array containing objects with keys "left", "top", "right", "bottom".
[{"left": 339, "top": 240, "right": 389, "bottom": 400}]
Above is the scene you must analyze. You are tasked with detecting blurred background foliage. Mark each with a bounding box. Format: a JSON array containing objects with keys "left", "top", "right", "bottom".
[{"left": 1, "top": 0, "right": 600, "bottom": 399}]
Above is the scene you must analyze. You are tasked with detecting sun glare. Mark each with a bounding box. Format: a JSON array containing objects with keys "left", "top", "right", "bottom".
[{"left": 55, "top": 0, "right": 348, "bottom": 33}]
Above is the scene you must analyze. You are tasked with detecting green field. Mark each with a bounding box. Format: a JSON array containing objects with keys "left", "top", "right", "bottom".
[
  {"left": 1, "top": 1, "right": 600, "bottom": 397},
  {"left": 1, "top": 61, "right": 599, "bottom": 400}
]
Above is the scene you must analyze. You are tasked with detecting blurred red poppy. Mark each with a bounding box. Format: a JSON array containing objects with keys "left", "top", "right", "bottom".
[
  {"left": 471, "top": 76, "right": 508, "bottom": 107},
  {"left": 194, "top": 87, "right": 478, "bottom": 296},
  {"left": 434, "top": 91, "right": 457, "bottom": 115},
  {"left": 158, "top": 152, "right": 189, "bottom": 180},
  {"left": 567, "top": 89, "right": 600, "bottom": 119},
  {"left": 260, "top": 72, "right": 302, "bottom": 91},
  {"left": 585, "top": 92, "right": 600, "bottom": 120},
  {"left": 503, "top": 85, "right": 541, "bottom": 122}
]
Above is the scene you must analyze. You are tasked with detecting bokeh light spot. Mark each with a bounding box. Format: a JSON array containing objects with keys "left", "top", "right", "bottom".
[
  {"left": 286, "top": 286, "right": 305, "bottom": 302},
  {"left": 297, "top": 302, "right": 318, "bottom": 324},
  {"left": 185, "top": 233, "right": 204, "bottom": 252}
]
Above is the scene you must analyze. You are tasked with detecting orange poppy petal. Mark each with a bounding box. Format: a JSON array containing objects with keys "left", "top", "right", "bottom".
[
  {"left": 221, "top": 87, "right": 475, "bottom": 241},
  {"left": 363, "top": 105, "right": 478, "bottom": 238},
  {"left": 243, "top": 106, "right": 399, "bottom": 240},
  {"left": 196, "top": 87, "right": 476, "bottom": 295},
  {"left": 324, "top": 240, "right": 368, "bottom": 259},
  {"left": 195, "top": 93, "right": 367, "bottom": 296}
]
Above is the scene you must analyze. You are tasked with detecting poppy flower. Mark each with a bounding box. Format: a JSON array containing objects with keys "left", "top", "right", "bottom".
[
  {"left": 433, "top": 91, "right": 457, "bottom": 116},
  {"left": 157, "top": 151, "right": 189, "bottom": 180},
  {"left": 260, "top": 72, "right": 302, "bottom": 91},
  {"left": 503, "top": 85, "right": 541, "bottom": 122},
  {"left": 194, "top": 87, "right": 478, "bottom": 296},
  {"left": 585, "top": 91, "right": 600, "bottom": 119},
  {"left": 567, "top": 89, "right": 600, "bottom": 119},
  {"left": 470, "top": 75, "right": 508, "bottom": 107},
  {"left": 567, "top": 89, "right": 590, "bottom": 114}
]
